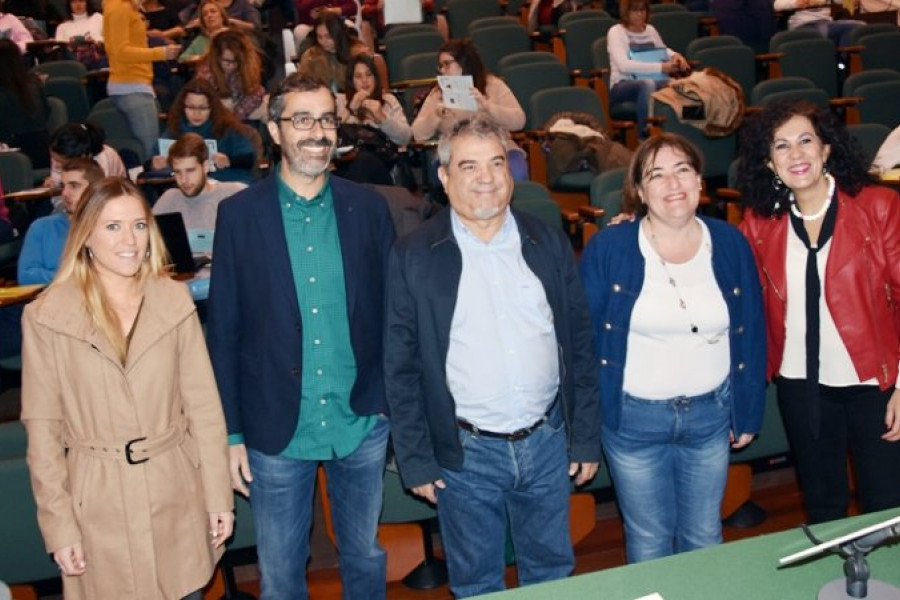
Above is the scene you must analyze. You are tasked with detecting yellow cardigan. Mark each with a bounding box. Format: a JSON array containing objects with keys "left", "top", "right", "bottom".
[{"left": 103, "top": 0, "right": 166, "bottom": 86}]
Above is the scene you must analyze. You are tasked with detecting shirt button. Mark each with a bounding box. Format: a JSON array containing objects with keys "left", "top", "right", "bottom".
[
  {"left": 307, "top": 245, "right": 314, "bottom": 252},
  {"left": 320, "top": 398, "right": 327, "bottom": 405},
  {"left": 285, "top": 202, "right": 291, "bottom": 208},
  {"left": 312, "top": 307, "right": 319, "bottom": 314},
  {"left": 316, "top": 368, "right": 323, "bottom": 376},
  {"left": 321, "top": 421, "right": 327, "bottom": 427},
  {"left": 305, "top": 217, "right": 311, "bottom": 223},
  {"left": 314, "top": 339, "right": 321, "bottom": 345},
  {"left": 309, "top": 277, "right": 316, "bottom": 283}
]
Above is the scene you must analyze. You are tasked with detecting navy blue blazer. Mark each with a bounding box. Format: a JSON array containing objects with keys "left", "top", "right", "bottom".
[
  {"left": 384, "top": 207, "right": 602, "bottom": 489},
  {"left": 207, "top": 173, "right": 396, "bottom": 455},
  {"left": 578, "top": 216, "right": 767, "bottom": 437}
]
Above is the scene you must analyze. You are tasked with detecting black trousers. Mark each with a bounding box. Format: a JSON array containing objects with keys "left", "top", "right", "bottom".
[{"left": 777, "top": 377, "right": 900, "bottom": 524}]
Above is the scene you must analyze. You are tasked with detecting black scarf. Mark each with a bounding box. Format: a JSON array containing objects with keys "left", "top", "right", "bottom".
[{"left": 788, "top": 190, "right": 838, "bottom": 439}]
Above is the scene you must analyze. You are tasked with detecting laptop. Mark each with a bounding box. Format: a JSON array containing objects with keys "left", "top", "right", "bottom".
[{"left": 155, "top": 212, "right": 211, "bottom": 275}]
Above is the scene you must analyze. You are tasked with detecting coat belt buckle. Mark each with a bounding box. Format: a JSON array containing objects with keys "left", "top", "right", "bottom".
[{"left": 125, "top": 437, "right": 149, "bottom": 465}]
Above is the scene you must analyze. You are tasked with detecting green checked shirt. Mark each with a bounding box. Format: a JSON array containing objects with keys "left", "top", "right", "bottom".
[{"left": 276, "top": 172, "right": 375, "bottom": 460}]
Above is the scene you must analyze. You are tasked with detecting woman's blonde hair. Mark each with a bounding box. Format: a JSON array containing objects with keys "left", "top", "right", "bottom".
[{"left": 52, "top": 177, "right": 169, "bottom": 362}]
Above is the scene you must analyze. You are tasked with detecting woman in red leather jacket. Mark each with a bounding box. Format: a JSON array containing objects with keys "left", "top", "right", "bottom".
[{"left": 736, "top": 98, "right": 900, "bottom": 524}]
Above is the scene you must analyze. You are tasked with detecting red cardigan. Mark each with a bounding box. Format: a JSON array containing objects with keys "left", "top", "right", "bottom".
[{"left": 740, "top": 185, "right": 900, "bottom": 389}]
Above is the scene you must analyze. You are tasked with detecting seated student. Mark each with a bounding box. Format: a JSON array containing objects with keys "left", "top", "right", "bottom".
[
  {"left": 178, "top": 0, "right": 229, "bottom": 62},
  {"left": 0, "top": 39, "right": 49, "bottom": 168},
  {"left": 152, "top": 132, "right": 245, "bottom": 251},
  {"left": 772, "top": 0, "right": 864, "bottom": 47},
  {"left": 335, "top": 53, "right": 411, "bottom": 185},
  {"left": 0, "top": 0, "right": 37, "bottom": 52},
  {"left": 194, "top": 29, "right": 265, "bottom": 122},
  {"left": 411, "top": 39, "right": 529, "bottom": 181},
  {"left": 298, "top": 11, "right": 369, "bottom": 92},
  {"left": 293, "top": 0, "right": 358, "bottom": 53},
  {"left": 17, "top": 157, "right": 102, "bottom": 285},
  {"left": 607, "top": 0, "right": 689, "bottom": 139},
  {"left": 44, "top": 122, "right": 127, "bottom": 212},
  {"left": 182, "top": 0, "right": 260, "bottom": 37},
  {"left": 54, "top": 0, "right": 106, "bottom": 69},
  {"left": 143, "top": 0, "right": 186, "bottom": 42},
  {"left": 149, "top": 78, "right": 258, "bottom": 184}
]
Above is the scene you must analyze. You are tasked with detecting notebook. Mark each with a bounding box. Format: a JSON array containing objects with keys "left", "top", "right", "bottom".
[
  {"left": 155, "top": 212, "right": 211, "bottom": 275},
  {"left": 628, "top": 47, "right": 669, "bottom": 81}
]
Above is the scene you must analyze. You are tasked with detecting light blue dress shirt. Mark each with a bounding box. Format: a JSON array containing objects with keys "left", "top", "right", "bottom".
[{"left": 445, "top": 208, "right": 560, "bottom": 433}]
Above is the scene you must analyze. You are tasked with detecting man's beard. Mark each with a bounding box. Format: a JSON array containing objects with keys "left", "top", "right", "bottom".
[
  {"left": 284, "top": 137, "right": 335, "bottom": 178},
  {"left": 182, "top": 173, "right": 208, "bottom": 198}
]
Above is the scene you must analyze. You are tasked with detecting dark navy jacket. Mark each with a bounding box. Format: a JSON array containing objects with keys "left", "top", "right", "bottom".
[
  {"left": 384, "top": 207, "right": 601, "bottom": 489},
  {"left": 578, "top": 216, "right": 766, "bottom": 436},
  {"left": 207, "top": 174, "right": 395, "bottom": 455}
]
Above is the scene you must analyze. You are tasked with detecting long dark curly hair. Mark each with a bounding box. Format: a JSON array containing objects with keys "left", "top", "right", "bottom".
[
  {"left": 168, "top": 78, "right": 242, "bottom": 138},
  {"left": 736, "top": 98, "right": 875, "bottom": 218}
]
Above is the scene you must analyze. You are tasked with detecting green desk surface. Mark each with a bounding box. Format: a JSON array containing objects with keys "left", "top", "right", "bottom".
[{"left": 475, "top": 508, "right": 900, "bottom": 600}]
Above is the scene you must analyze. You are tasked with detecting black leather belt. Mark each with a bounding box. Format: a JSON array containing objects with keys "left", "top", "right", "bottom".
[{"left": 456, "top": 413, "right": 550, "bottom": 441}]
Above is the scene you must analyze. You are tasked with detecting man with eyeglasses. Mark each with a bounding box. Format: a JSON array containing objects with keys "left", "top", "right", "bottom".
[{"left": 207, "top": 73, "right": 395, "bottom": 600}]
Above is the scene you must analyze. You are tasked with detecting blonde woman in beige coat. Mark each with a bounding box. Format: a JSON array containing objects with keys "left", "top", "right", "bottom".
[{"left": 20, "top": 177, "right": 234, "bottom": 600}]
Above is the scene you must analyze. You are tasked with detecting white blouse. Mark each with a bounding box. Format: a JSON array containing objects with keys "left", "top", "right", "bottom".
[
  {"left": 55, "top": 12, "right": 104, "bottom": 43},
  {"left": 623, "top": 219, "right": 731, "bottom": 399}
]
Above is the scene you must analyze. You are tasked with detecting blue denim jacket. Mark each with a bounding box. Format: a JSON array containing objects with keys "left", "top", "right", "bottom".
[{"left": 578, "top": 216, "right": 766, "bottom": 436}]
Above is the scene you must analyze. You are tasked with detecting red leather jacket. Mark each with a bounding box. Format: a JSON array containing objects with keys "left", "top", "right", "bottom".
[{"left": 740, "top": 185, "right": 900, "bottom": 389}]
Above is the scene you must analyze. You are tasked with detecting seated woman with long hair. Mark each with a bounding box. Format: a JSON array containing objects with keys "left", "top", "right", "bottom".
[
  {"left": 21, "top": 177, "right": 233, "bottom": 600},
  {"left": 607, "top": 0, "right": 689, "bottom": 139},
  {"left": 150, "top": 78, "right": 257, "bottom": 183},
  {"left": 335, "top": 53, "right": 411, "bottom": 185},
  {"left": 178, "top": 0, "right": 229, "bottom": 63},
  {"left": 194, "top": 29, "right": 265, "bottom": 122},
  {"left": 298, "top": 11, "right": 369, "bottom": 92},
  {"left": 0, "top": 39, "right": 51, "bottom": 169},
  {"left": 54, "top": 0, "right": 106, "bottom": 69},
  {"left": 412, "top": 38, "right": 528, "bottom": 181}
]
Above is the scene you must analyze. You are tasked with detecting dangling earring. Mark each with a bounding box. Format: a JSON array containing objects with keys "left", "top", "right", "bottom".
[
  {"left": 85, "top": 246, "right": 93, "bottom": 259},
  {"left": 772, "top": 173, "right": 784, "bottom": 191}
]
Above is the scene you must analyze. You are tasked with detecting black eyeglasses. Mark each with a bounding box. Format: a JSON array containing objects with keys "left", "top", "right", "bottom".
[{"left": 279, "top": 113, "right": 340, "bottom": 131}]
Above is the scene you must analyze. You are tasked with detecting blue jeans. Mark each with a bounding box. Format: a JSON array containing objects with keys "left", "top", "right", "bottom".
[
  {"left": 610, "top": 78, "right": 668, "bottom": 139},
  {"left": 603, "top": 379, "right": 731, "bottom": 564},
  {"left": 247, "top": 417, "right": 389, "bottom": 600},
  {"left": 110, "top": 92, "right": 159, "bottom": 162},
  {"left": 798, "top": 20, "right": 865, "bottom": 48},
  {"left": 436, "top": 406, "right": 574, "bottom": 598}
]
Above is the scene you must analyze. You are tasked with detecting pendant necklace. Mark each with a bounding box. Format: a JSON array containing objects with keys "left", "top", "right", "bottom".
[{"left": 646, "top": 216, "right": 723, "bottom": 345}]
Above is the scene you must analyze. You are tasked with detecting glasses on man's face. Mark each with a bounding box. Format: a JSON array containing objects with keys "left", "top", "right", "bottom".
[
  {"left": 279, "top": 113, "right": 340, "bottom": 131},
  {"left": 185, "top": 104, "right": 211, "bottom": 112}
]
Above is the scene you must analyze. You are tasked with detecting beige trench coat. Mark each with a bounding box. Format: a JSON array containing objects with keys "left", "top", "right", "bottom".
[{"left": 20, "top": 277, "right": 233, "bottom": 600}]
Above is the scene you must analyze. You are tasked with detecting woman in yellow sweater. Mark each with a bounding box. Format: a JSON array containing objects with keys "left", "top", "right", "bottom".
[{"left": 103, "top": 0, "right": 180, "bottom": 160}]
